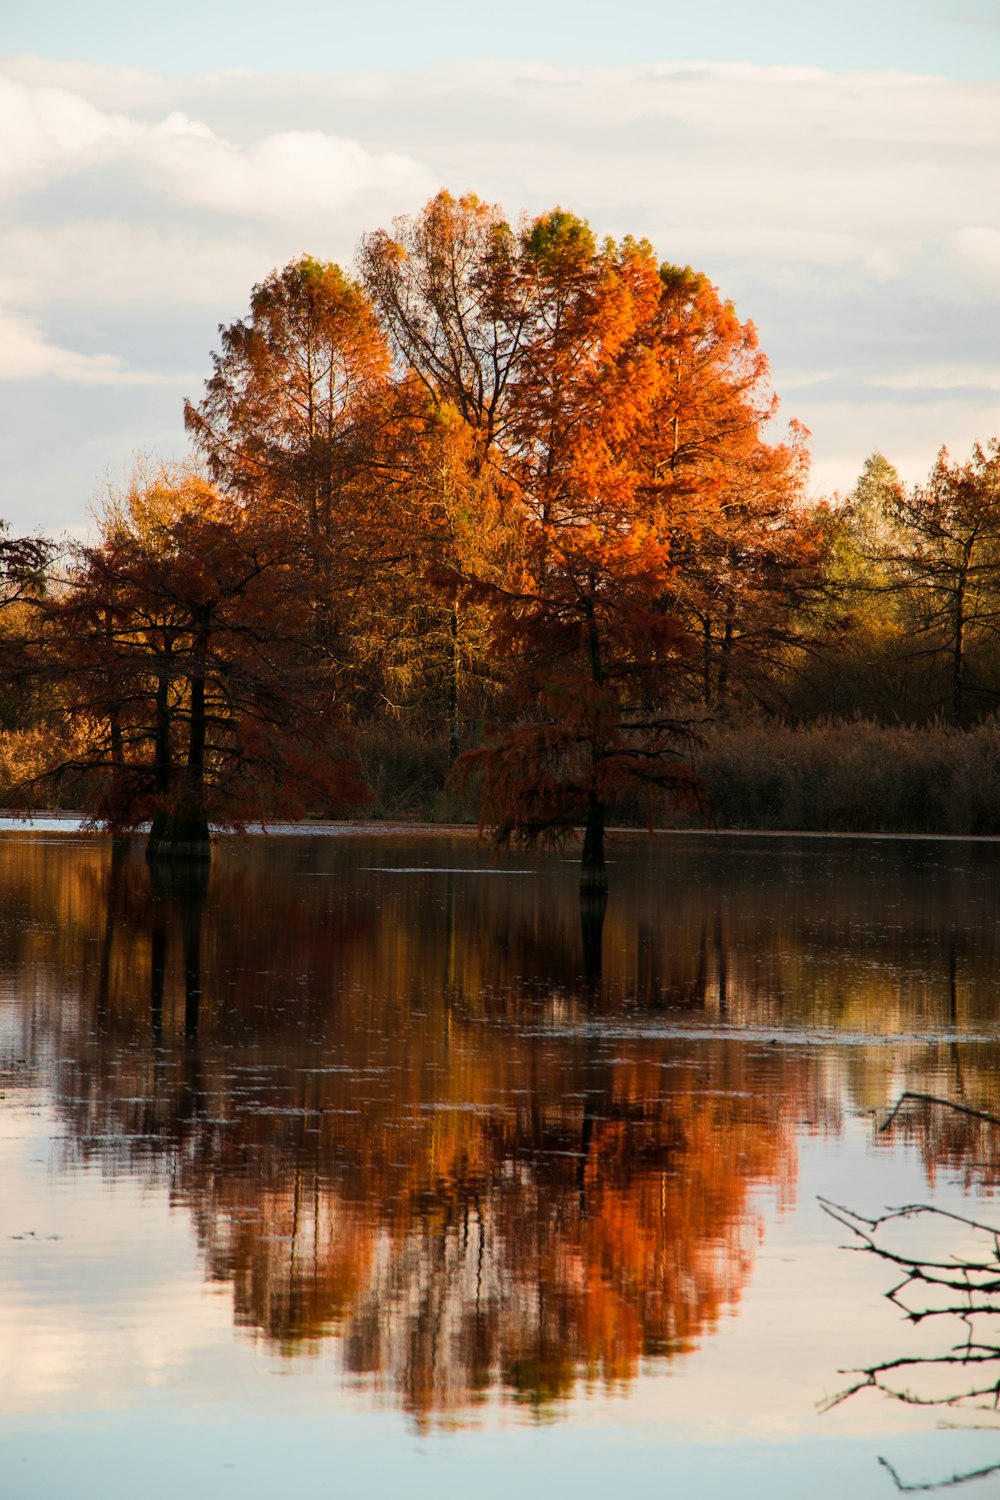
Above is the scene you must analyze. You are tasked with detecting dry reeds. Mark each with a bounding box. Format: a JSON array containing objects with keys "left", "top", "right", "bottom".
[{"left": 688, "top": 717, "right": 1000, "bottom": 834}]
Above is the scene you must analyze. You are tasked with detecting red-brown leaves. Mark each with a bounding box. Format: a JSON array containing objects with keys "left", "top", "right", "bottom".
[{"left": 46, "top": 468, "right": 370, "bottom": 832}]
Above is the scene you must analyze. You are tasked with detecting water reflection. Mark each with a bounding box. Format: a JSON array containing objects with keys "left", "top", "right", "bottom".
[{"left": 2, "top": 830, "right": 1000, "bottom": 1430}]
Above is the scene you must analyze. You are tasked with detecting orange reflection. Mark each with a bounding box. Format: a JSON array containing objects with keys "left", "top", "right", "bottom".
[{"left": 2, "top": 830, "right": 997, "bottom": 1427}]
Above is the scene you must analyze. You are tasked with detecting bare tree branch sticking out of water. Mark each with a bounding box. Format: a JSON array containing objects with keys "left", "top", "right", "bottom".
[{"left": 819, "top": 1090, "right": 1000, "bottom": 1491}]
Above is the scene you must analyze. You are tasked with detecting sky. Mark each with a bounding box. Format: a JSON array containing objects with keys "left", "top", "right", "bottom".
[{"left": 2, "top": 0, "right": 999, "bottom": 536}]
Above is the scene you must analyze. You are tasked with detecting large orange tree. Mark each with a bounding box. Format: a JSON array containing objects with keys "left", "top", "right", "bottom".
[
  {"left": 646, "top": 266, "right": 812, "bottom": 712},
  {"left": 454, "top": 212, "right": 809, "bottom": 889},
  {"left": 459, "top": 215, "right": 693, "bottom": 889}
]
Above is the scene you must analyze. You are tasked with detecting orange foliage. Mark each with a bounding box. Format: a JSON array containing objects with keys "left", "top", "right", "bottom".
[{"left": 446, "top": 217, "right": 813, "bottom": 871}]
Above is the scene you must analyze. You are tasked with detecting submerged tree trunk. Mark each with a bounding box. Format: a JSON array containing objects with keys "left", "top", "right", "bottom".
[
  {"left": 146, "top": 799, "right": 211, "bottom": 864},
  {"left": 580, "top": 792, "right": 608, "bottom": 895},
  {"left": 579, "top": 886, "right": 607, "bottom": 995}
]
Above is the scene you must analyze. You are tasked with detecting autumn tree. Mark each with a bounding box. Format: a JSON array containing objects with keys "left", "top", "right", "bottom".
[
  {"left": 788, "top": 453, "right": 918, "bottom": 721},
  {"left": 185, "top": 256, "right": 390, "bottom": 537},
  {"left": 789, "top": 443, "right": 1000, "bottom": 727},
  {"left": 888, "top": 441, "right": 1000, "bottom": 726},
  {"left": 358, "top": 192, "right": 535, "bottom": 756},
  {"left": 185, "top": 244, "right": 507, "bottom": 756},
  {"left": 184, "top": 257, "right": 393, "bottom": 678},
  {"left": 0, "top": 523, "right": 52, "bottom": 611},
  {"left": 642, "top": 265, "right": 813, "bottom": 713},
  {"left": 366, "top": 393, "right": 515, "bottom": 760},
  {"left": 181, "top": 193, "right": 811, "bottom": 842},
  {"left": 0, "top": 521, "right": 55, "bottom": 729},
  {"left": 359, "top": 190, "right": 532, "bottom": 463},
  {"left": 459, "top": 214, "right": 703, "bottom": 891},
  {"left": 445, "top": 208, "right": 812, "bottom": 887},
  {"left": 46, "top": 466, "right": 369, "bottom": 858}
]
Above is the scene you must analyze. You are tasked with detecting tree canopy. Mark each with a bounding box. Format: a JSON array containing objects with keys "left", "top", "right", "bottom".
[{"left": 6, "top": 188, "right": 999, "bottom": 866}]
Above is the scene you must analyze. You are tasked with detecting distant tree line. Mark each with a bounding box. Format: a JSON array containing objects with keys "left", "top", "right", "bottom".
[{"left": 3, "top": 192, "right": 1000, "bottom": 864}]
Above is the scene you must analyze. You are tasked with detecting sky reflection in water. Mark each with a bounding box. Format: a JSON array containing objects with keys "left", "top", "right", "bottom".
[{"left": 2, "top": 829, "right": 1000, "bottom": 1497}]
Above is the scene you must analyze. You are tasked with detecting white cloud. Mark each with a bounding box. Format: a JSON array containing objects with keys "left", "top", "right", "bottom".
[
  {"left": 949, "top": 226, "right": 1000, "bottom": 287},
  {"left": 0, "top": 56, "right": 998, "bottom": 528},
  {"left": 0, "top": 74, "right": 434, "bottom": 227},
  {"left": 0, "top": 307, "right": 158, "bottom": 383},
  {"left": 863, "top": 362, "right": 1000, "bottom": 393},
  {"left": 0, "top": 69, "right": 436, "bottom": 402},
  {"left": 0, "top": 75, "right": 135, "bottom": 197},
  {"left": 0, "top": 222, "right": 292, "bottom": 310},
  {"left": 141, "top": 113, "right": 434, "bottom": 222}
]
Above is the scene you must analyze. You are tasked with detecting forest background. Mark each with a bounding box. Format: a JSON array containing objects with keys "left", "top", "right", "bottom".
[{"left": 3, "top": 188, "right": 1000, "bottom": 856}]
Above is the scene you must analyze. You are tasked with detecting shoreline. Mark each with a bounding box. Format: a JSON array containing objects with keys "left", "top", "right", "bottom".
[{"left": 1, "top": 812, "right": 997, "bottom": 845}]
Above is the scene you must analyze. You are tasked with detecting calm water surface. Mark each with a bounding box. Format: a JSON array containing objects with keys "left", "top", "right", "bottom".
[{"left": 2, "top": 827, "right": 1000, "bottom": 1498}]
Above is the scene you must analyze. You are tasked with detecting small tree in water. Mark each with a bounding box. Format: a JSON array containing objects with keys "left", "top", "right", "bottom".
[{"left": 46, "top": 465, "right": 370, "bottom": 859}]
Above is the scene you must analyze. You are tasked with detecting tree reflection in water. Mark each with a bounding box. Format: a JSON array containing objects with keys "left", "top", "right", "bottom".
[{"left": 3, "top": 830, "right": 1000, "bottom": 1431}]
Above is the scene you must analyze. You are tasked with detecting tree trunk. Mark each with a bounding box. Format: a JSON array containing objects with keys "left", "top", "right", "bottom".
[
  {"left": 581, "top": 579, "right": 609, "bottom": 894},
  {"left": 146, "top": 798, "right": 211, "bottom": 863},
  {"left": 102, "top": 608, "right": 126, "bottom": 776},
  {"left": 147, "top": 628, "right": 211, "bottom": 863},
  {"left": 702, "top": 613, "right": 713, "bottom": 708},
  {"left": 147, "top": 648, "right": 175, "bottom": 855},
  {"left": 952, "top": 571, "right": 967, "bottom": 727},
  {"left": 447, "top": 603, "right": 460, "bottom": 764}
]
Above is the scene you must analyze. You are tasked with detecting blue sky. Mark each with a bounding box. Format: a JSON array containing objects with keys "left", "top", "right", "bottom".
[
  {"left": 6, "top": 0, "right": 998, "bottom": 77},
  {"left": 1, "top": 2, "right": 998, "bottom": 534}
]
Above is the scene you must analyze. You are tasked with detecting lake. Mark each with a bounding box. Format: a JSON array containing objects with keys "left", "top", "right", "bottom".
[{"left": 2, "top": 825, "right": 1000, "bottom": 1498}]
